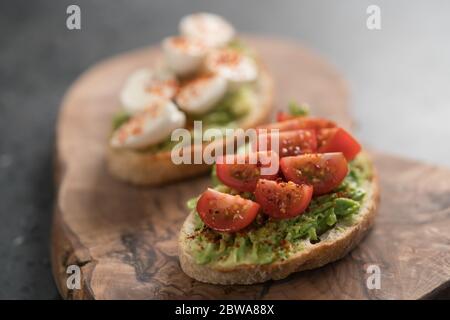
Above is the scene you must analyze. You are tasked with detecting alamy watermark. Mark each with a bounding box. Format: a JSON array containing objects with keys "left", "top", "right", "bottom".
[
  {"left": 66, "top": 265, "right": 81, "bottom": 290},
  {"left": 366, "top": 264, "right": 381, "bottom": 290},
  {"left": 66, "top": 5, "right": 81, "bottom": 30},
  {"left": 367, "top": 5, "right": 381, "bottom": 30},
  {"left": 170, "top": 121, "right": 280, "bottom": 175}
]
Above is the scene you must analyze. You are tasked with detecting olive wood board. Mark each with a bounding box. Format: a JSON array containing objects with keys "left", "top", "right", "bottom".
[{"left": 51, "top": 37, "right": 450, "bottom": 299}]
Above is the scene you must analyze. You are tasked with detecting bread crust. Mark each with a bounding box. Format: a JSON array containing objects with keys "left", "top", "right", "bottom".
[
  {"left": 178, "top": 153, "right": 379, "bottom": 284},
  {"left": 107, "top": 64, "right": 274, "bottom": 186}
]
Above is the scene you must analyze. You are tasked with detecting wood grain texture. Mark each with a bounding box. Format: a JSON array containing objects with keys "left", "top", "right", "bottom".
[{"left": 51, "top": 37, "right": 450, "bottom": 299}]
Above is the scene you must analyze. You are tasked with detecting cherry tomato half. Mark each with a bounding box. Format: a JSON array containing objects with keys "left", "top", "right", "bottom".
[
  {"left": 254, "top": 179, "right": 313, "bottom": 219},
  {"left": 196, "top": 188, "right": 260, "bottom": 232},
  {"left": 255, "top": 129, "right": 317, "bottom": 157},
  {"left": 216, "top": 151, "right": 279, "bottom": 192},
  {"left": 276, "top": 111, "right": 293, "bottom": 122},
  {"left": 317, "top": 128, "right": 361, "bottom": 161},
  {"left": 280, "top": 153, "right": 348, "bottom": 195}
]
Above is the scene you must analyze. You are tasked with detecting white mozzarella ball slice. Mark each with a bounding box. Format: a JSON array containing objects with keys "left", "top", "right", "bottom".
[
  {"left": 179, "top": 12, "right": 235, "bottom": 48},
  {"left": 176, "top": 74, "right": 227, "bottom": 114},
  {"left": 205, "top": 49, "right": 258, "bottom": 87},
  {"left": 111, "top": 98, "right": 186, "bottom": 149},
  {"left": 163, "top": 36, "right": 208, "bottom": 76},
  {"left": 120, "top": 68, "right": 179, "bottom": 114}
]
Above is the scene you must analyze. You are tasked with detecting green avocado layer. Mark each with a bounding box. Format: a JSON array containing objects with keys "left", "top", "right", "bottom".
[
  {"left": 187, "top": 86, "right": 254, "bottom": 128},
  {"left": 185, "top": 153, "right": 373, "bottom": 268}
]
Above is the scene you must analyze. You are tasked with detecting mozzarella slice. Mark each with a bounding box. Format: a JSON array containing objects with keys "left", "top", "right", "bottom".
[
  {"left": 111, "top": 98, "right": 186, "bottom": 149},
  {"left": 206, "top": 49, "right": 258, "bottom": 87},
  {"left": 176, "top": 74, "right": 227, "bottom": 114},
  {"left": 120, "top": 68, "right": 179, "bottom": 114},
  {"left": 163, "top": 36, "right": 208, "bottom": 76},
  {"left": 179, "top": 12, "right": 235, "bottom": 48}
]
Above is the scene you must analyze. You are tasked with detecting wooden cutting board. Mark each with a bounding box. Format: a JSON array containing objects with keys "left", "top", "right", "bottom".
[{"left": 51, "top": 37, "right": 450, "bottom": 299}]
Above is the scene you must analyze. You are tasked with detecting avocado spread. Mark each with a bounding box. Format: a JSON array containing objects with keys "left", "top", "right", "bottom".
[
  {"left": 185, "top": 153, "right": 373, "bottom": 268},
  {"left": 187, "top": 85, "right": 254, "bottom": 128}
]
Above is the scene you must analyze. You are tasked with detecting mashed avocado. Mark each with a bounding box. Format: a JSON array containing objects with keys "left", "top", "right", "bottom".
[
  {"left": 227, "top": 39, "right": 256, "bottom": 59},
  {"left": 186, "top": 154, "right": 373, "bottom": 268},
  {"left": 188, "top": 86, "right": 254, "bottom": 128},
  {"left": 112, "top": 110, "right": 131, "bottom": 131}
]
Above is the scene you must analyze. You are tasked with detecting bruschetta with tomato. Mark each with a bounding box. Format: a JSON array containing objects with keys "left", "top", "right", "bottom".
[
  {"left": 107, "top": 13, "right": 274, "bottom": 185},
  {"left": 179, "top": 112, "right": 379, "bottom": 284}
]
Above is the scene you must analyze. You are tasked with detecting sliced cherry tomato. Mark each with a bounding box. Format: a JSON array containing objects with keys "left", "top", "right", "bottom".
[
  {"left": 255, "top": 129, "right": 317, "bottom": 157},
  {"left": 280, "top": 153, "right": 348, "bottom": 195},
  {"left": 254, "top": 179, "right": 313, "bottom": 219},
  {"left": 317, "top": 128, "right": 361, "bottom": 161},
  {"left": 259, "top": 117, "right": 336, "bottom": 132},
  {"left": 196, "top": 188, "right": 260, "bottom": 232},
  {"left": 276, "top": 111, "right": 293, "bottom": 122},
  {"left": 215, "top": 151, "right": 279, "bottom": 192}
]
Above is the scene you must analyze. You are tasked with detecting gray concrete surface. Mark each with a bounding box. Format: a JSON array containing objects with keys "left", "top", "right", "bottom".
[{"left": 0, "top": 0, "right": 449, "bottom": 299}]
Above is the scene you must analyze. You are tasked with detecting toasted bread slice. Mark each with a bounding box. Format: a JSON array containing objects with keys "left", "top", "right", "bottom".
[
  {"left": 178, "top": 152, "right": 379, "bottom": 284},
  {"left": 107, "top": 64, "right": 274, "bottom": 186}
]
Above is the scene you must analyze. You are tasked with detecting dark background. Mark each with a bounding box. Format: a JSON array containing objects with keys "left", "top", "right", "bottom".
[{"left": 1, "top": 0, "right": 449, "bottom": 299}]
